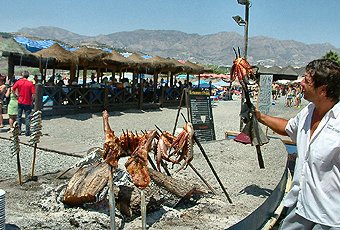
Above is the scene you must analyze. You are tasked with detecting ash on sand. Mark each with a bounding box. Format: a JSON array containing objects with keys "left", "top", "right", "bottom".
[{"left": 0, "top": 97, "right": 304, "bottom": 229}]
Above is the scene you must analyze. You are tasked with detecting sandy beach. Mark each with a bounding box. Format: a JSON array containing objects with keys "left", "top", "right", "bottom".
[{"left": 0, "top": 95, "right": 308, "bottom": 229}]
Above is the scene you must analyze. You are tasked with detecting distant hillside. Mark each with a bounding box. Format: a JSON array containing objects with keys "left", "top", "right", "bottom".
[{"left": 16, "top": 26, "right": 340, "bottom": 67}]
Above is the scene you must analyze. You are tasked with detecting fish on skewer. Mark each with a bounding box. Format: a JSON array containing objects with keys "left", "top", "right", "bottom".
[
  {"left": 125, "top": 129, "right": 157, "bottom": 189},
  {"left": 102, "top": 110, "right": 124, "bottom": 169},
  {"left": 155, "top": 122, "right": 194, "bottom": 172},
  {"left": 230, "top": 47, "right": 268, "bottom": 168}
]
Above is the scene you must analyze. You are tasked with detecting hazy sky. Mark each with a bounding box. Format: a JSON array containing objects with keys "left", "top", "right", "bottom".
[{"left": 1, "top": 0, "right": 340, "bottom": 48}]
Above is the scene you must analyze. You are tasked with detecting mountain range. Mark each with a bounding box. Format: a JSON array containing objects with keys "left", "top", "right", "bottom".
[{"left": 15, "top": 26, "right": 340, "bottom": 67}]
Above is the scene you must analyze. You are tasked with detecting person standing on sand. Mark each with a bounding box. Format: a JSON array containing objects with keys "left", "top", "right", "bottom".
[
  {"left": 255, "top": 59, "right": 340, "bottom": 229},
  {"left": 5, "top": 78, "right": 18, "bottom": 132},
  {"left": 0, "top": 75, "right": 7, "bottom": 128},
  {"left": 12, "top": 71, "right": 36, "bottom": 136}
]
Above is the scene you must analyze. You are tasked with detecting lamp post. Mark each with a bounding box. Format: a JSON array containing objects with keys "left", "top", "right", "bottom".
[{"left": 233, "top": 0, "right": 250, "bottom": 131}]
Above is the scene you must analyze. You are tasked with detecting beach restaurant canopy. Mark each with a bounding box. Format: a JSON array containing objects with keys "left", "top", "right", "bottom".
[
  {"left": 2, "top": 35, "right": 211, "bottom": 82},
  {"left": 257, "top": 65, "right": 303, "bottom": 81}
]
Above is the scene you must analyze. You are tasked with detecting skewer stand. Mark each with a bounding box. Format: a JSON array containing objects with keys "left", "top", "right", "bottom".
[
  {"left": 29, "top": 110, "right": 43, "bottom": 179},
  {"left": 10, "top": 122, "right": 22, "bottom": 185},
  {"left": 180, "top": 113, "right": 232, "bottom": 203}
]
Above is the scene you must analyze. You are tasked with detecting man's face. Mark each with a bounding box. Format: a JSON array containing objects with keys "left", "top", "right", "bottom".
[{"left": 300, "top": 72, "right": 316, "bottom": 102}]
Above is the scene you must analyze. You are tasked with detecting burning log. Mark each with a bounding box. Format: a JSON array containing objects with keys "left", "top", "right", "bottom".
[
  {"left": 62, "top": 163, "right": 205, "bottom": 217},
  {"left": 115, "top": 168, "right": 206, "bottom": 218},
  {"left": 63, "top": 162, "right": 109, "bottom": 206}
]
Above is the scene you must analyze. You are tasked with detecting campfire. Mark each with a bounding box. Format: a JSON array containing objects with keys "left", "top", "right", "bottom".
[{"left": 60, "top": 110, "right": 224, "bottom": 228}]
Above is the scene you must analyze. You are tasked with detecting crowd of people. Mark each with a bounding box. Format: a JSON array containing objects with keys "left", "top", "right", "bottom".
[
  {"left": 271, "top": 83, "right": 304, "bottom": 107},
  {"left": 0, "top": 71, "right": 36, "bottom": 135}
]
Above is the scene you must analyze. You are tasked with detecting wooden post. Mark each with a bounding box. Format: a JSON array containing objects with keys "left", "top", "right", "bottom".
[
  {"left": 52, "top": 67, "right": 56, "bottom": 79},
  {"left": 39, "top": 57, "right": 44, "bottom": 83},
  {"left": 160, "top": 86, "right": 165, "bottom": 106},
  {"left": 170, "top": 72, "right": 174, "bottom": 88},
  {"left": 7, "top": 53, "right": 15, "bottom": 78},
  {"left": 104, "top": 87, "right": 109, "bottom": 110},
  {"left": 30, "top": 143, "right": 38, "bottom": 180},
  {"left": 138, "top": 75, "right": 144, "bottom": 110},
  {"left": 83, "top": 67, "right": 87, "bottom": 86},
  {"left": 76, "top": 65, "right": 80, "bottom": 83},
  {"left": 166, "top": 71, "right": 170, "bottom": 86},
  {"left": 96, "top": 68, "right": 101, "bottom": 83},
  {"left": 34, "top": 84, "right": 44, "bottom": 111},
  {"left": 16, "top": 149, "right": 23, "bottom": 185},
  {"left": 153, "top": 73, "right": 158, "bottom": 102},
  {"left": 198, "top": 75, "right": 201, "bottom": 88}
]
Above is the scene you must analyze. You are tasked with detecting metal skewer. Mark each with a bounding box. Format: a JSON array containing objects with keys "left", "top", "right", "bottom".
[
  {"left": 103, "top": 111, "right": 116, "bottom": 230},
  {"left": 181, "top": 113, "right": 232, "bottom": 203},
  {"left": 241, "top": 81, "right": 265, "bottom": 169},
  {"left": 108, "top": 166, "right": 116, "bottom": 230},
  {"left": 141, "top": 189, "right": 147, "bottom": 230},
  {"left": 172, "top": 89, "right": 185, "bottom": 135}
]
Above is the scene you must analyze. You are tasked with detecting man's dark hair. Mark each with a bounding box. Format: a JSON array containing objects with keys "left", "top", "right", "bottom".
[
  {"left": 22, "top": 71, "right": 30, "bottom": 79},
  {"left": 306, "top": 59, "right": 340, "bottom": 101}
]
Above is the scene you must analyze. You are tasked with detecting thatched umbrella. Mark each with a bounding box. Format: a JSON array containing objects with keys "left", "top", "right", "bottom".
[
  {"left": 166, "top": 58, "right": 189, "bottom": 74},
  {"left": 73, "top": 47, "right": 109, "bottom": 68},
  {"left": 126, "top": 52, "right": 147, "bottom": 67},
  {"left": 146, "top": 56, "right": 176, "bottom": 73},
  {"left": 73, "top": 47, "right": 109, "bottom": 84},
  {"left": 102, "top": 50, "right": 131, "bottom": 71},
  {"left": 33, "top": 43, "right": 78, "bottom": 82},
  {"left": 33, "top": 43, "right": 78, "bottom": 68},
  {"left": 181, "top": 60, "right": 205, "bottom": 74}
]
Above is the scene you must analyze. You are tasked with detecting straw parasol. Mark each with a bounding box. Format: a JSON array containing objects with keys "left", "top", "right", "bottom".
[
  {"left": 102, "top": 50, "right": 131, "bottom": 71},
  {"left": 33, "top": 43, "right": 78, "bottom": 68},
  {"left": 183, "top": 60, "right": 205, "bottom": 74},
  {"left": 125, "top": 53, "right": 151, "bottom": 73},
  {"left": 73, "top": 47, "right": 109, "bottom": 69},
  {"left": 144, "top": 56, "right": 176, "bottom": 73},
  {"left": 165, "top": 58, "right": 189, "bottom": 74}
]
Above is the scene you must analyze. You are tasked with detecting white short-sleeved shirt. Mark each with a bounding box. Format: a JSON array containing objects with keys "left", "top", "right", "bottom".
[{"left": 284, "top": 101, "right": 340, "bottom": 227}]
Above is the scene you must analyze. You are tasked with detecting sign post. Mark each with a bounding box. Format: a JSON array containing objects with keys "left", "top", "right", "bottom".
[
  {"left": 258, "top": 75, "right": 273, "bottom": 115},
  {"left": 187, "top": 89, "right": 216, "bottom": 142}
]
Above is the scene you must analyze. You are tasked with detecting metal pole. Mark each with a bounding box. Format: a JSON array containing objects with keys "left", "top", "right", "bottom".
[
  {"left": 141, "top": 189, "right": 147, "bottom": 230},
  {"left": 239, "top": 0, "right": 250, "bottom": 131},
  {"left": 108, "top": 166, "right": 116, "bottom": 230},
  {"left": 244, "top": 0, "right": 249, "bottom": 58}
]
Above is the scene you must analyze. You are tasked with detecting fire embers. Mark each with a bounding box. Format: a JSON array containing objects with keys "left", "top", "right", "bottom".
[{"left": 29, "top": 110, "right": 43, "bottom": 146}]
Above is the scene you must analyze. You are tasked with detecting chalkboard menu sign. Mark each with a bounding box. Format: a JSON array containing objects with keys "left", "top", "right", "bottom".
[{"left": 187, "top": 90, "right": 216, "bottom": 142}]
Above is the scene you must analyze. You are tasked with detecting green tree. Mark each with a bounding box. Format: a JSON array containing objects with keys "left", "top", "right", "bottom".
[{"left": 322, "top": 50, "right": 340, "bottom": 65}]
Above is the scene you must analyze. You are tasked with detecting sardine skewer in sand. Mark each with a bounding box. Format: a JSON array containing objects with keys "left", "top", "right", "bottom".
[{"left": 102, "top": 110, "right": 123, "bottom": 230}]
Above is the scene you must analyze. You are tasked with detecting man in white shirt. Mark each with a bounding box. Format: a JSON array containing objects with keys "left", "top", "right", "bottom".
[{"left": 255, "top": 59, "right": 340, "bottom": 229}]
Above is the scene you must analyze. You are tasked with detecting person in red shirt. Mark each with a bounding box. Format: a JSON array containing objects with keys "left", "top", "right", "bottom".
[{"left": 12, "top": 71, "right": 36, "bottom": 136}]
